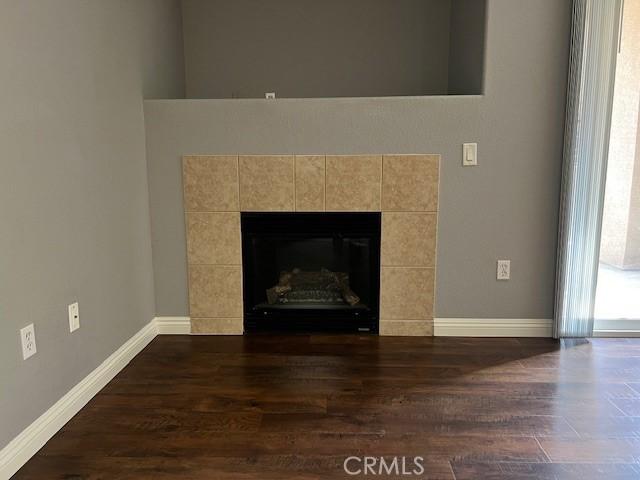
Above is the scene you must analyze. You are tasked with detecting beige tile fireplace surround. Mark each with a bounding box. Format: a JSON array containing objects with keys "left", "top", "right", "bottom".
[{"left": 183, "top": 154, "right": 439, "bottom": 336}]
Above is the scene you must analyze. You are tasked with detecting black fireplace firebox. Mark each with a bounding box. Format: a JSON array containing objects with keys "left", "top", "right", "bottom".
[{"left": 241, "top": 212, "right": 381, "bottom": 333}]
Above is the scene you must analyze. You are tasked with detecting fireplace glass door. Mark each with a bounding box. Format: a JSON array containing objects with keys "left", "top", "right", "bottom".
[{"left": 241, "top": 213, "right": 381, "bottom": 333}]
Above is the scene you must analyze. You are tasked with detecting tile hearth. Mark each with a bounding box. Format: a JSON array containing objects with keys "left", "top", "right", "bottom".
[{"left": 183, "top": 154, "right": 439, "bottom": 336}]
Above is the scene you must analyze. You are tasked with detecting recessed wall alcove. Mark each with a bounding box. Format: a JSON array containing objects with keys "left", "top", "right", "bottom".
[{"left": 182, "top": 0, "right": 487, "bottom": 99}]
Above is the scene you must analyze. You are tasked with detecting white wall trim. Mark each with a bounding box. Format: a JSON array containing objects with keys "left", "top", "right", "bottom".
[
  {"left": 0, "top": 321, "right": 157, "bottom": 480},
  {"left": 155, "top": 316, "right": 191, "bottom": 334},
  {"left": 434, "top": 318, "right": 553, "bottom": 337}
]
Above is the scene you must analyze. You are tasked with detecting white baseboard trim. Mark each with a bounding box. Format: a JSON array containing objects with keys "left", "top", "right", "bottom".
[
  {"left": 155, "top": 316, "right": 191, "bottom": 335},
  {"left": 0, "top": 321, "right": 157, "bottom": 480},
  {"left": 152, "top": 316, "right": 556, "bottom": 338},
  {"left": 434, "top": 318, "right": 553, "bottom": 337}
]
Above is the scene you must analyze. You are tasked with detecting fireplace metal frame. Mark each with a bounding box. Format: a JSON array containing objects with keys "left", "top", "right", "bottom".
[{"left": 241, "top": 212, "right": 381, "bottom": 334}]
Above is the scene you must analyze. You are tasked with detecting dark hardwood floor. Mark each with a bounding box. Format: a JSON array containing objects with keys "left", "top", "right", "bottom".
[{"left": 13, "top": 335, "right": 640, "bottom": 479}]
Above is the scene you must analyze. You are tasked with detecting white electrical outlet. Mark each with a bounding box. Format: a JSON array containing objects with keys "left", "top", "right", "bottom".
[
  {"left": 265, "top": 92, "right": 276, "bottom": 99},
  {"left": 463, "top": 143, "right": 478, "bottom": 166},
  {"left": 497, "top": 260, "right": 511, "bottom": 280},
  {"left": 20, "top": 324, "right": 37, "bottom": 360},
  {"left": 68, "top": 302, "right": 80, "bottom": 332}
]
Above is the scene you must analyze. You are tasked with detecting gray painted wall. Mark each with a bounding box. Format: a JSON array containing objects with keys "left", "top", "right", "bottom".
[
  {"left": 182, "top": 0, "right": 453, "bottom": 98},
  {"left": 448, "top": 0, "right": 487, "bottom": 94},
  {"left": 0, "top": 0, "right": 184, "bottom": 448},
  {"left": 145, "top": 0, "right": 571, "bottom": 321}
]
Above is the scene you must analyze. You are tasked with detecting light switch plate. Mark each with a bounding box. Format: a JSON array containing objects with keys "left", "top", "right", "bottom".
[
  {"left": 463, "top": 143, "right": 478, "bottom": 166},
  {"left": 68, "top": 302, "right": 80, "bottom": 332},
  {"left": 20, "top": 324, "right": 37, "bottom": 360}
]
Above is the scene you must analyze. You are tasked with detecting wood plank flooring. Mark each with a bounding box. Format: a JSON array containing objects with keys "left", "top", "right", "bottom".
[{"left": 13, "top": 335, "right": 640, "bottom": 479}]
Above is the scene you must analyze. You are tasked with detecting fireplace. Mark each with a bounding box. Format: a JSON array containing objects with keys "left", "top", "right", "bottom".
[
  {"left": 183, "top": 154, "right": 439, "bottom": 336},
  {"left": 241, "top": 212, "right": 381, "bottom": 333}
]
